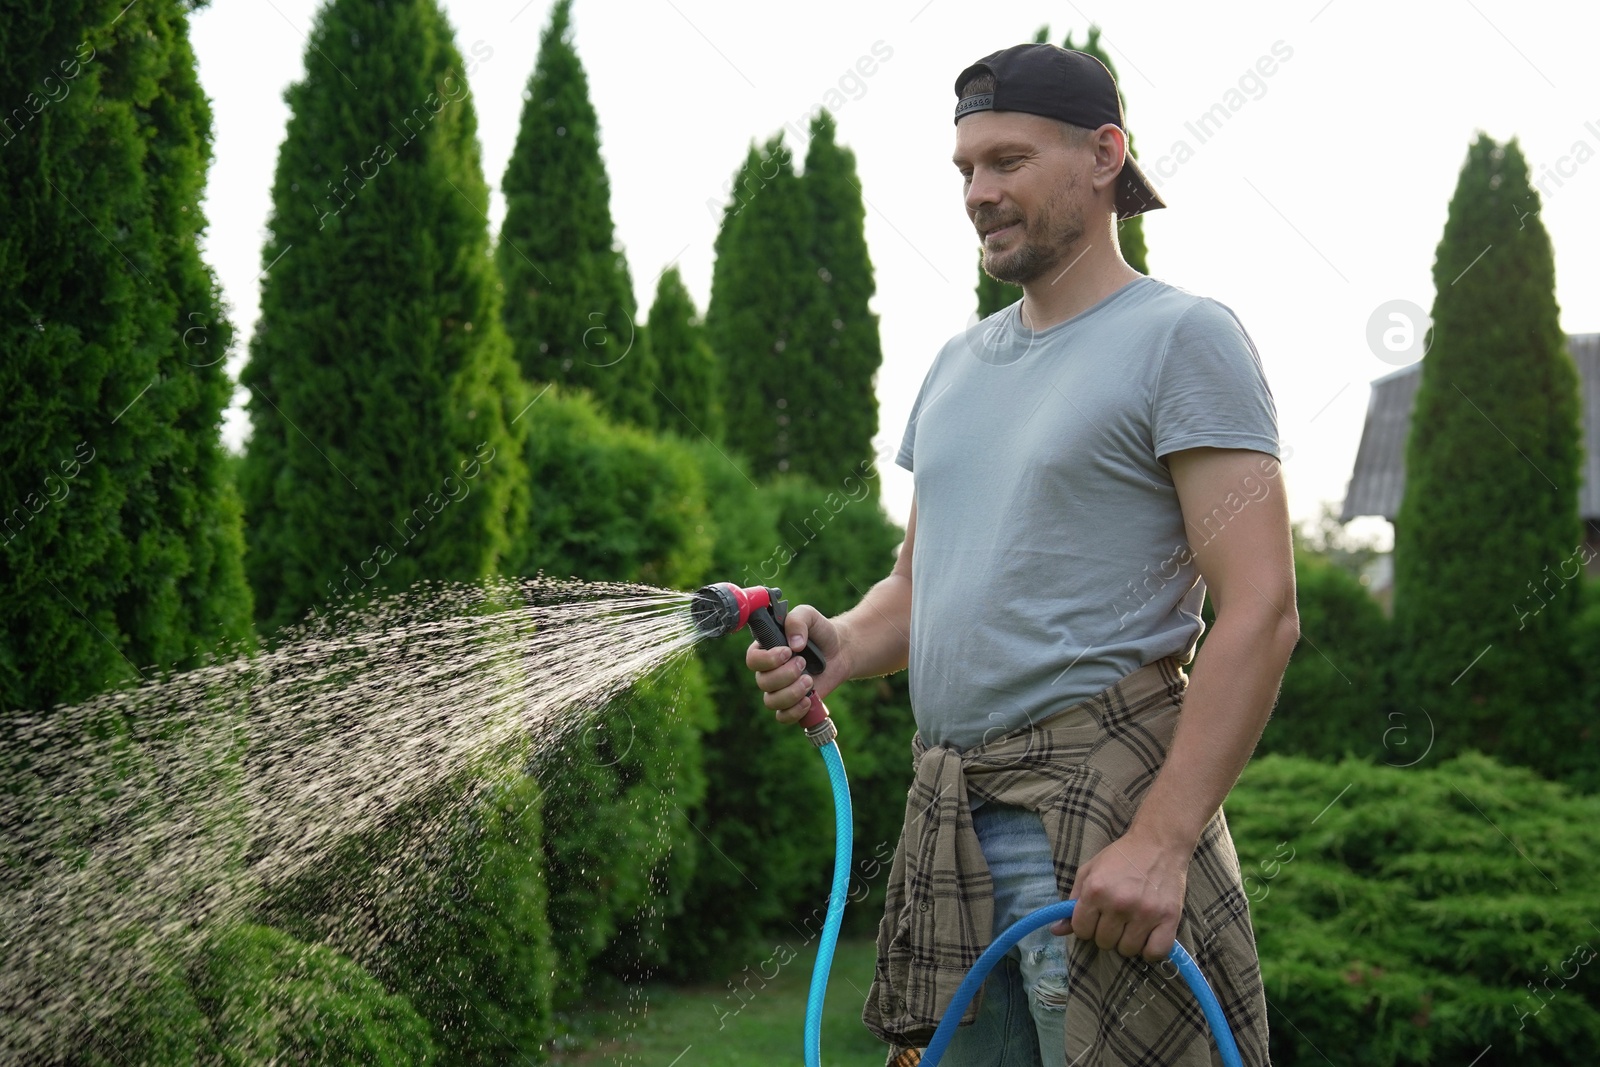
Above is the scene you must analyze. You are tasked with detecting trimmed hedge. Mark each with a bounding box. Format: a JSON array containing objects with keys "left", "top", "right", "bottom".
[
  {"left": 507, "top": 385, "right": 716, "bottom": 999},
  {"left": 507, "top": 386, "right": 712, "bottom": 590},
  {"left": 1229, "top": 752, "right": 1600, "bottom": 1066},
  {"left": 655, "top": 455, "right": 913, "bottom": 977},
  {"left": 85, "top": 923, "right": 435, "bottom": 1065},
  {"left": 1256, "top": 551, "right": 1392, "bottom": 762},
  {"left": 538, "top": 659, "right": 713, "bottom": 1005}
]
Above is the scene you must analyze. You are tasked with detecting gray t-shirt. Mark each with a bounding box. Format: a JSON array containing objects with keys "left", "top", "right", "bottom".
[{"left": 895, "top": 275, "right": 1280, "bottom": 751}]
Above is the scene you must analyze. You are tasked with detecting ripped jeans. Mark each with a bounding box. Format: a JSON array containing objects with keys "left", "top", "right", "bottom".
[{"left": 941, "top": 801, "right": 1071, "bottom": 1066}]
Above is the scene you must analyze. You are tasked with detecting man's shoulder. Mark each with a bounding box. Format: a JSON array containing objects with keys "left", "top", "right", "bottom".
[
  {"left": 1125, "top": 278, "right": 1262, "bottom": 362},
  {"left": 1128, "top": 276, "right": 1239, "bottom": 327}
]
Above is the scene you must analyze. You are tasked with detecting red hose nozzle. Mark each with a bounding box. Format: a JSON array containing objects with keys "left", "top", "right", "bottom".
[
  {"left": 691, "top": 582, "right": 830, "bottom": 731},
  {"left": 689, "top": 581, "right": 769, "bottom": 638}
]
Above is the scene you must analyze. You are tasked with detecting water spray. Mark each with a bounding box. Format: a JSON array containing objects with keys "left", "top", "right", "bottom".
[{"left": 693, "top": 581, "right": 1245, "bottom": 1067}]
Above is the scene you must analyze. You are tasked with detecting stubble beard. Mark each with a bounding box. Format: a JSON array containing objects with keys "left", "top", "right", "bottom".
[{"left": 979, "top": 180, "right": 1086, "bottom": 287}]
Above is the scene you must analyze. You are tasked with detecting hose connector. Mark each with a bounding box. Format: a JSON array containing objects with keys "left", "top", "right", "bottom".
[{"left": 803, "top": 718, "right": 838, "bottom": 747}]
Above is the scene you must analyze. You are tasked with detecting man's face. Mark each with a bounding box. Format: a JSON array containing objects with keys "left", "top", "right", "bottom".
[{"left": 952, "top": 110, "right": 1098, "bottom": 287}]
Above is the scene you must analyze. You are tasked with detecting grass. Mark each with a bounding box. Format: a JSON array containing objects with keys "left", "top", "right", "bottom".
[{"left": 549, "top": 936, "right": 889, "bottom": 1066}]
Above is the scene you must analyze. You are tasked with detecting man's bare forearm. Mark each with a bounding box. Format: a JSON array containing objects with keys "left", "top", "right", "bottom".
[
  {"left": 832, "top": 571, "right": 913, "bottom": 681},
  {"left": 1129, "top": 609, "right": 1299, "bottom": 853}
]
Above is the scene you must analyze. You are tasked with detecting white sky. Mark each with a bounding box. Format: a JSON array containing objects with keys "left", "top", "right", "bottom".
[{"left": 190, "top": 0, "right": 1600, "bottom": 550}]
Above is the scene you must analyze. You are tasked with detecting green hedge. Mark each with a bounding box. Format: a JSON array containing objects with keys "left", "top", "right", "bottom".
[
  {"left": 507, "top": 386, "right": 716, "bottom": 998},
  {"left": 1229, "top": 753, "right": 1600, "bottom": 1066},
  {"left": 1256, "top": 552, "right": 1392, "bottom": 762},
  {"left": 381, "top": 771, "right": 553, "bottom": 1066},
  {"left": 86, "top": 923, "right": 435, "bottom": 1065},
  {"left": 538, "top": 659, "right": 712, "bottom": 1004},
  {"left": 507, "top": 386, "right": 712, "bottom": 589},
  {"left": 655, "top": 456, "right": 912, "bottom": 977}
]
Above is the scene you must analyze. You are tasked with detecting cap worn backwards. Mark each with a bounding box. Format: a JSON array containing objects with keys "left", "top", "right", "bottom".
[{"left": 953, "top": 43, "right": 1166, "bottom": 220}]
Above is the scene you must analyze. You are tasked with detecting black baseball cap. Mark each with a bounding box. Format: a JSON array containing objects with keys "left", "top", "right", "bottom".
[{"left": 954, "top": 43, "right": 1165, "bottom": 220}]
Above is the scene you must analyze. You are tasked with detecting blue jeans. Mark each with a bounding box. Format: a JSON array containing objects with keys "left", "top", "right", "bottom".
[{"left": 941, "top": 801, "right": 1071, "bottom": 1066}]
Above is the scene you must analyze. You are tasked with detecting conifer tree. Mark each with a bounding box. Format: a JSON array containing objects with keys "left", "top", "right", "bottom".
[
  {"left": 701, "top": 142, "right": 765, "bottom": 439},
  {"left": 237, "top": 2, "right": 546, "bottom": 1057},
  {"left": 146, "top": 0, "right": 255, "bottom": 659},
  {"left": 647, "top": 266, "right": 723, "bottom": 442},
  {"left": 238, "top": 0, "right": 525, "bottom": 635},
  {"left": 1, "top": 0, "right": 251, "bottom": 713},
  {"left": 799, "top": 110, "right": 882, "bottom": 488},
  {"left": 498, "top": 0, "right": 656, "bottom": 426},
  {"left": 711, "top": 143, "right": 760, "bottom": 266},
  {"left": 1391, "top": 134, "right": 1585, "bottom": 781},
  {"left": 705, "top": 135, "right": 813, "bottom": 476},
  {"left": 974, "top": 24, "right": 1148, "bottom": 319}
]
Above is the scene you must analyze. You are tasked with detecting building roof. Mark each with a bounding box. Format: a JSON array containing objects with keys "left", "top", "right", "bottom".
[{"left": 1339, "top": 333, "right": 1600, "bottom": 522}]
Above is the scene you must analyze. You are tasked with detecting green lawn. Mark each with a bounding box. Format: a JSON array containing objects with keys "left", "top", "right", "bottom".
[{"left": 550, "top": 936, "right": 889, "bottom": 1066}]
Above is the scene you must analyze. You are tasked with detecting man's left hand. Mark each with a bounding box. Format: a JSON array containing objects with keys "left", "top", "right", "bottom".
[{"left": 1051, "top": 827, "right": 1191, "bottom": 962}]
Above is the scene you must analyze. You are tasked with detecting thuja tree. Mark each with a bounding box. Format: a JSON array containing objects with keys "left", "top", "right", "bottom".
[
  {"left": 0, "top": 6, "right": 392, "bottom": 1063},
  {"left": 647, "top": 265, "right": 723, "bottom": 442},
  {"left": 498, "top": 0, "right": 657, "bottom": 426},
  {"left": 238, "top": 0, "right": 525, "bottom": 635},
  {"left": 798, "top": 110, "right": 883, "bottom": 488},
  {"left": 1390, "top": 134, "right": 1585, "bottom": 783},
  {"left": 0, "top": 0, "right": 252, "bottom": 713},
  {"left": 140, "top": 0, "right": 255, "bottom": 661},
  {"left": 237, "top": 0, "right": 545, "bottom": 1057},
  {"left": 706, "top": 135, "right": 813, "bottom": 477},
  {"left": 974, "top": 24, "right": 1149, "bottom": 320}
]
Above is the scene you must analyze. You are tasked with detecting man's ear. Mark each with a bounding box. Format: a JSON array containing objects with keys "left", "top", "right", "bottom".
[{"left": 1092, "top": 123, "right": 1126, "bottom": 196}]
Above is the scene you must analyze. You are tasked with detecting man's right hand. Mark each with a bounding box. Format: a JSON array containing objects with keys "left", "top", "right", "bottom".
[{"left": 745, "top": 604, "right": 849, "bottom": 725}]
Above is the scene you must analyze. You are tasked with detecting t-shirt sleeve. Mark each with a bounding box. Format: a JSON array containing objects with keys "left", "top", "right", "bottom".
[
  {"left": 896, "top": 362, "right": 937, "bottom": 473},
  {"left": 1151, "top": 298, "right": 1281, "bottom": 464}
]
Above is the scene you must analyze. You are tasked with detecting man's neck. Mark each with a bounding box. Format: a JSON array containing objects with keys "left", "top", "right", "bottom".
[{"left": 1015, "top": 231, "right": 1144, "bottom": 332}]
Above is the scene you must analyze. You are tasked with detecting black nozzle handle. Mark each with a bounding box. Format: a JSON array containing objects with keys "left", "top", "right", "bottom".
[{"left": 746, "top": 606, "right": 828, "bottom": 681}]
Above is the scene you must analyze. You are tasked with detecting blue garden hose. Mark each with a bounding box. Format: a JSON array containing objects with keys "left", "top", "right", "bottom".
[
  {"left": 805, "top": 739, "right": 852, "bottom": 1066},
  {"left": 917, "top": 898, "right": 1244, "bottom": 1067}
]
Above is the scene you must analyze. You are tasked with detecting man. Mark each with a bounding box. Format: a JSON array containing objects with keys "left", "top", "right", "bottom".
[{"left": 749, "top": 43, "right": 1293, "bottom": 1066}]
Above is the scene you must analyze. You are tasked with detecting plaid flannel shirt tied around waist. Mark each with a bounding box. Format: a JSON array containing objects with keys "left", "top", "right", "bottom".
[{"left": 863, "top": 655, "right": 1272, "bottom": 1067}]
